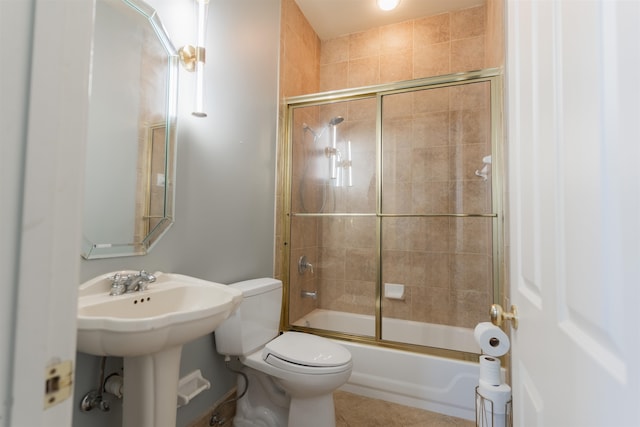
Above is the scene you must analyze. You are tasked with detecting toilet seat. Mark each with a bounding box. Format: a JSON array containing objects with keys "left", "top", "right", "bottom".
[{"left": 262, "top": 332, "right": 352, "bottom": 375}]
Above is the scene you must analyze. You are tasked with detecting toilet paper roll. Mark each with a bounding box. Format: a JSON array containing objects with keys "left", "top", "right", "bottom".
[
  {"left": 474, "top": 322, "right": 510, "bottom": 357},
  {"left": 477, "top": 383, "right": 511, "bottom": 415},
  {"left": 479, "top": 355, "right": 502, "bottom": 386}
]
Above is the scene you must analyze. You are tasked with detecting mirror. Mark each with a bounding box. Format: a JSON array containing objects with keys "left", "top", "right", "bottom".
[{"left": 82, "top": 0, "right": 178, "bottom": 259}]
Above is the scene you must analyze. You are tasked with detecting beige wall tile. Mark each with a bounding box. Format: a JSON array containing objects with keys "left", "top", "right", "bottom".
[
  {"left": 412, "top": 217, "right": 451, "bottom": 253},
  {"left": 380, "top": 21, "right": 413, "bottom": 55},
  {"left": 321, "top": 36, "right": 349, "bottom": 65},
  {"left": 485, "top": 0, "right": 505, "bottom": 68},
  {"left": 380, "top": 52, "right": 413, "bottom": 83},
  {"left": 412, "top": 111, "right": 450, "bottom": 148},
  {"left": 413, "top": 42, "right": 451, "bottom": 78},
  {"left": 451, "top": 6, "right": 485, "bottom": 40},
  {"left": 320, "top": 61, "right": 348, "bottom": 91},
  {"left": 411, "top": 146, "right": 450, "bottom": 182},
  {"left": 319, "top": 246, "right": 346, "bottom": 279},
  {"left": 347, "top": 97, "right": 377, "bottom": 121},
  {"left": 413, "top": 86, "right": 450, "bottom": 113},
  {"left": 382, "top": 250, "right": 412, "bottom": 285},
  {"left": 382, "top": 117, "right": 413, "bottom": 149},
  {"left": 412, "top": 181, "right": 449, "bottom": 214},
  {"left": 450, "top": 80, "right": 491, "bottom": 110},
  {"left": 381, "top": 180, "right": 412, "bottom": 213},
  {"left": 345, "top": 248, "right": 377, "bottom": 282},
  {"left": 348, "top": 56, "right": 380, "bottom": 88},
  {"left": 382, "top": 92, "right": 414, "bottom": 118},
  {"left": 349, "top": 28, "right": 380, "bottom": 59},
  {"left": 451, "top": 36, "right": 484, "bottom": 73},
  {"left": 414, "top": 13, "right": 450, "bottom": 46},
  {"left": 450, "top": 217, "right": 492, "bottom": 255}
]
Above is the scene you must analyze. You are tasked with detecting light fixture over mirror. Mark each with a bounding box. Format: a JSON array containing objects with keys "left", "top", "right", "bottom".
[
  {"left": 377, "top": 0, "right": 400, "bottom": 11},
  {"left": 179, "top": 0, "right": 209, "bottom": 117}
]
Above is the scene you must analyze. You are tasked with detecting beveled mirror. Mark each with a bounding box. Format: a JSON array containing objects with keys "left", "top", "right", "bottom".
[{"left": 81, "top": 0, "right": 178, "bottom": 259}]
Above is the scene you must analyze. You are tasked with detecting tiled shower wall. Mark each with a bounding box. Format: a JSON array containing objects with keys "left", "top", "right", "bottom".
[
  {"left": 278, "top": 1, "right": 504, "bottom": 328},
  {"left": 276, "top": 0, "right": 322, "bottom": 321},
  {"left": 319, "top": 5, "right": 489, "bottom": 91}
]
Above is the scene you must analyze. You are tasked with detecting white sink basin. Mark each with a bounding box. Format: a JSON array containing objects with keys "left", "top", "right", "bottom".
[
  {"left": 77, "top": 271, "right": 243, "bottom": 427},
  {"left": 77, "top": 271, "right": 242, "bottom": 356}
]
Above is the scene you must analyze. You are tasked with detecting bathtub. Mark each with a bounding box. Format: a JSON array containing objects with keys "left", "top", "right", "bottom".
[{"left": 293, "top": 309, "right": 486, "bottom": 421}]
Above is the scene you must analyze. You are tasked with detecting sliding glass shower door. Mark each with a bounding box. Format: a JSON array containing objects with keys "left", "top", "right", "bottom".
[{"left": 284, "top": 70, "right": 503, "bottom": 358}]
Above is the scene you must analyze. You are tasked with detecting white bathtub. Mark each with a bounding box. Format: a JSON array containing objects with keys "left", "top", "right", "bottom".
[
  {"left": 293, "top": 309, "right": 487, "bottom": 421},
  {"left": 293, "top": 309, "right": 481, "bottom": 353}
]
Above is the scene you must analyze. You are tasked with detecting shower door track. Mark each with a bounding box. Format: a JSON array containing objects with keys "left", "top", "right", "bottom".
[{"left": 290, "top": 213, "right": 498, "bottom": 218}]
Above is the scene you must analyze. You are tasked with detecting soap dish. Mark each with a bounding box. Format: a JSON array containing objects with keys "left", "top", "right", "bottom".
[{"left": 177, "top": 369, "right": 211, "bottom": 407}]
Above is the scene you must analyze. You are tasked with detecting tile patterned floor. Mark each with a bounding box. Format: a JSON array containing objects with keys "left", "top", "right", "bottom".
[
  {"left": 191, "top": 389, "right": 476, "bottom": 427},
  {"left": 334, "top": 390, "right": 476, "bottom": 427}
]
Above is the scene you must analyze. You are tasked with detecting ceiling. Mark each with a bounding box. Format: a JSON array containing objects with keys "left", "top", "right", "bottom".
[{"left": 295, "top": 0, "right": 485, "bottom": 40}]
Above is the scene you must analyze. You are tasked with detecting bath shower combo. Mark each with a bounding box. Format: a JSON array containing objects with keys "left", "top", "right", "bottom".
[{"left": 283, "top": 68, "right": 504, "bottom": 420}]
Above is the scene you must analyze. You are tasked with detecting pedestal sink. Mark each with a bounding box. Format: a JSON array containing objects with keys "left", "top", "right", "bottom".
[{"left": 77, "top": 271, "right": 243, "bottom": 427}]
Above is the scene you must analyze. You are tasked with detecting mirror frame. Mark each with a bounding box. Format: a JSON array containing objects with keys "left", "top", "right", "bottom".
[{"left": 81, "top": 0, "right": 178, "bottom": 259}]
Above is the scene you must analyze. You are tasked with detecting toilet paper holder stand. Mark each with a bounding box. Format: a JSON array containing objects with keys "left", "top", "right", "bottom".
[
  {"left": 490, "top": 304, "right": 519, "bottom": 330},
  {"left": 475, "top": 386, "right": 513, "bottom": 427}
]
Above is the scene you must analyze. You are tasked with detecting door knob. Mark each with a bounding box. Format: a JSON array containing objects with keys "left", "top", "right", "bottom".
[{"left": 490, "top": 304, "right": 518, "bottom": 330}]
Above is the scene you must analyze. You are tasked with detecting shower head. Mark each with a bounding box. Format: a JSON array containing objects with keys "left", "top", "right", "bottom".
[
  {"left": 303, "top": 123, "right": 326, "bottom": 142},
  {"left": 303, "top": 116, "right": 343, "bottom": 142},
  {"left": 303, "top": 123, "right": 316, "bottom": 137},
  {"left": 329, "top": 116, "right": 344, "bottom": 126}
]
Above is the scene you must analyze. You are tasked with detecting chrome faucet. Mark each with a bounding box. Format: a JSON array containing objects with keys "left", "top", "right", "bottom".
[{"left": 109, "top": 270, "right": 156, "bottom": 296}]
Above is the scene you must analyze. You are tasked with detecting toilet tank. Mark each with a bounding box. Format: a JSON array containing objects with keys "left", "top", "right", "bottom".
[{"left": 215, "top": 278, "right": 283, "bottom": 356}]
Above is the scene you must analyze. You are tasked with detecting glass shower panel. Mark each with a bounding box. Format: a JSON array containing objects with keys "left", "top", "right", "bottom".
[
  {"left": 381, "top": 81, "right": 493, "bottom": 215},
  {"left": 381, "top": 216, "right": 493, "bottom": 353},
  {"left": 380, "top": 80, "right": 494, "bottom": 353},
  {"left": 288, "top": 97, "right": 377, "bottom": 337}
]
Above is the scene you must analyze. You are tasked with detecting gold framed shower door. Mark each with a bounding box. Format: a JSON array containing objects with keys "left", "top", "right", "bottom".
[{"left": 278, "top": 68, "right": 504, "bottom": 362}]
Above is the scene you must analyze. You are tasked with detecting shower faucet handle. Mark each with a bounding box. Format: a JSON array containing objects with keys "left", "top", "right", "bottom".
[{"left": 298, "top": 255, "right": 314, "bottom": 274}]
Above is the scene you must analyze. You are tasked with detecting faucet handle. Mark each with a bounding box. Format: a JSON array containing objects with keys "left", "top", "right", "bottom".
[
  {"left": 139, "top": 270, "right": 156, "bottom": 281},
  {"left": 297, "top": 256, "right": 314, "bottom": 274},
  {"left": 108, "top": 273, "right": 127, "bottom": 295},
  {"left": 137, "top": 270, "right": 156, "bottom": 291}
]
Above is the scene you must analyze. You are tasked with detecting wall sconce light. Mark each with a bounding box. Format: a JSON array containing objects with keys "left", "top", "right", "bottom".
[
  {"left": 377, "top": 0, "right": 400, "bottom": 11},
  {"left": 179, "top": 0, "right": 209, "bottom": 117}
]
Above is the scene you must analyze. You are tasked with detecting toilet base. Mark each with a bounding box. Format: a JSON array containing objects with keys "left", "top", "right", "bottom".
[
  {"left": 232, "top": 366, "right": 339, "bottom": 427},
  {"left": 288, "top": 394, "right": 336, "bottom": 427},
  {"left": 233, "top": 366, "right": 289, "bottom": 427}
]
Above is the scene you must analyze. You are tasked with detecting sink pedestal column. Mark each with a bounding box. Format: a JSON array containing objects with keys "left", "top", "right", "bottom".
[{"left": 122, "top": 345, "right": 182, "bottom": 427}]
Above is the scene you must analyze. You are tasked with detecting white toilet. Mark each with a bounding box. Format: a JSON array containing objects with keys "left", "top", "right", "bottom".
[{"left": 215, "top": 278, "right": 352, "bottom": 427}]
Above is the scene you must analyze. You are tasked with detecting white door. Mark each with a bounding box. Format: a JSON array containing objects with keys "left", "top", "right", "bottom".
[
  {"left": 507, "top": 1, "right": 640, "bottom": 426},
  {"left": 1, "top": 1, "right": 94, "bottom": 426}
]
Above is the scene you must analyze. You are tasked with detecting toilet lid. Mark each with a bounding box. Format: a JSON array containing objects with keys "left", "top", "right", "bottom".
[{"left": 263, "top": 332, "right": 351, "bottom": 367}]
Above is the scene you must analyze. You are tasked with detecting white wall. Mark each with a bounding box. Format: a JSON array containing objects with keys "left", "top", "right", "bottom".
[
  {"left": 0, "top": 0, "right": 34, "bottom": 423},
  {"left": 75, "top": 1, "right": 281, "bottom": 426}
]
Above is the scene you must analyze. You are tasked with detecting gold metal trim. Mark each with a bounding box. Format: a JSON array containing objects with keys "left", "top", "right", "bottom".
[
  {"left": 286, "top": 68, "right": 503, "bottom": 106},
  {"left": 178, "top": 45, "right": 206, "bottom": 72},
  {"left": 289, "top": 325, "right": 479, "bottom": 362},
  {"left": 290, "top": 212, "right": 498, "bottom": 218},
  {"left": 281, "top": 68, "right": 505, "bottom": 361}
]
